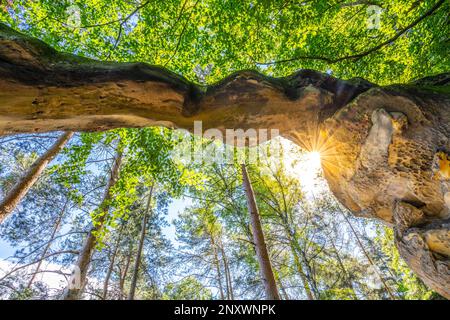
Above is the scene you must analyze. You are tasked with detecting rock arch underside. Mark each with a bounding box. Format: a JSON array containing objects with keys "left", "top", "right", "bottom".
[{"left": 0, "top": 23, "right": 449, "bottom": 298}]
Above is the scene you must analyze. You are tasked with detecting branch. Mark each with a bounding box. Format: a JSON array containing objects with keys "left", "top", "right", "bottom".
[
  {"left": 164, "top": 0, "right": 201, "bottom": 67},
  {"left": 0, "top": 250, "right": 79, "bottom": 282},
  {"left": 340, "top": 1, "right": 379, "bottom": 7},
  {"left": 105, "top": 1, "right": 153, "bottom": 59},
  {"left": 48, "top": 0, "right": 152, "bottom": 29},
  {"left": 257, "top": 0, "right": 445, "bottom": 65}
]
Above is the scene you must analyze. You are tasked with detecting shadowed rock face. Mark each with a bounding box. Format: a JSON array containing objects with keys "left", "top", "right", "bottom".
[
  {"left": 320, "top": 84, "right": 450, "bottom": 297},
  {"left": 0, "top": 22, "right": 449, "bottom": 298}
]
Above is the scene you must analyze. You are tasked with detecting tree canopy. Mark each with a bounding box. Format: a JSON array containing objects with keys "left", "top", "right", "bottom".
[{"left": 1, "top": 0, "right": 448, "bottom": 85}]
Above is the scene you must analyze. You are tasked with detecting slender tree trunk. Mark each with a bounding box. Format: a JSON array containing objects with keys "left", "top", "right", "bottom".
[
  {"left": 2, "top": 22, "right": 450, "bottom": 299},
  {"left": 128, "top": 185, "right": 153, "bottom": 300},
  {"left": 241, "top": 164, "right": 280, "bottom": 300},
  {"left": 330, "top": 239, "right": 358, "bottom": 298},
  {"left": 278, "top": 221, "right": 318, "bottom": 300},
  {"left": 62, "top": 149, "right": 122, "bottom": 300},
  {"left": 340, "top": 211, "right": 396, "bottom": 300},
  {"left": 119, "top": 243, "right": 134, "bottom": 300},
  {"left": 296, "top": 244, "right": 320, "bottom": 299},
  {"left": 102, "top": 223, "right": 125, "bottom": 300},
  {"left": 210, "top": 236, "right": 225, "bottom": 300},
  {"left": 278, "top": 278, "right": 290, "bottom": 300},
  {"left": 219, "top": 243, "right": 234, "bottom": 300},
  {"left": 26, "top": 198, "right": 69, "bottom": 288},
  {"left": 0, "top": 131, "right": 73, "bottom": 223},
  {"left": 220, "top": 245, "right": 231, "bottom": 300},
  {"left": 289, "top": 242, "right": 315, "bottom": 300}
]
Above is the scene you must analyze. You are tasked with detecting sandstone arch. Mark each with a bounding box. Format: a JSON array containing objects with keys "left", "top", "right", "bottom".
[{"left": 1, "top": 23, "right": 449, "bottom": 298}]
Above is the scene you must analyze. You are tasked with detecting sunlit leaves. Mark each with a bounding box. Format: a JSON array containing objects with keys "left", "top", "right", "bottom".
[
  {"left": 1, "top": 0, "right": 447, "bottom": 86},
  {"left": 374, "top": 226, "right": 436, "bottom": 300}
]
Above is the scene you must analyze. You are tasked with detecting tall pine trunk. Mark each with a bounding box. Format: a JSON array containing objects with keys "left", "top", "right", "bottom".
[
  {"left": 219, "top": 242, "right": 234, "bottom": 300},
  {"left": 290, "top": 243, "right": 315, "bottom": 300},
  {"left": 62, "top": 149, "right": 122, "bottom": 300},
  {"left": 330, "top": 239, "right": 358, "bottom": 299},
  {"left": 340, "top": 210, "right": 396, "bottom": 300},
  {"left": 210, "top": 234, "right": 225, "bottom": 300},
  {"left": 0, "top": 131, "right": 73, "bottom": 223},
  {"left": 278, "top": 278, "right": 290, "bottom": 300},
  {"left": 128, "top": 185, "right": 153, "bottom": 300},
  {"left": 119, "top": 243, "right": 134, "bottom": 300},
  {"left": 241, "top": 164, "right": 280, "bottom": 300},
  {"left": 102, "top": 223, "right": 125, "bottom": 300},
  {"left": 280, "top": 222, "right": 317, "bottom": 300},
  {"left": 289, "top": 235, "right": 320, "bottom": 299}
]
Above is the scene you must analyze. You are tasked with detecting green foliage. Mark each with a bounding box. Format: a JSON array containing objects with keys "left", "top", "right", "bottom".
[
  {"left": 8, "top": 287, "right": 34, "bottom": 300},
  {"left": 163, "top": 276, "right": 212, "bottom": 300},
  {"left": 1, "top": 0, "right": 448, "bottom": 85},
  {"left": 50, "top": 132, "right": 104, "bottom": 205},
  {"left": 319, "top": 288, "right": 358, "bottom": 300},
  {"left": 374, "top": 226, "right": 436, "bottom": 300}
]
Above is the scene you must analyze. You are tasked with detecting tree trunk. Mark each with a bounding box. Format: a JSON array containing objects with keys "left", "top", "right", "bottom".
[
  {"left": 26, "top": 198, "right": 69, "bottom": 288},
  {"left": 296, "top": 244, "right": 320, "bottom": 299},
  {"left": 128, "top": 185, "right": 153, "bottom": 300},
  {"left": 289, "top": 243, "right": 315, "bottom": 300},
  {"left": 0, "top": 23, "right": 369, "bottom": 138},
  {"left": 210, "top": 236, "right": 225, "bottom": 300},
  {"left": 330, "top": 239, "right": 358, "bottom": 298},
  {"left": 278, "top": 279, "right": 290, "bottom": 300},
  {"left": 62, "top": 150, "right": 122, "bottom": 300},
  {"left": 0, "top": 131, "right": 73, "bottom": 223},
  {"left": 222, "top": 248, "right": 234, "bottom": 300},
  {"left": 219, "top": 242, "right": 234, "bottom": 300},
  {"left": 119, "top": 243, "right": 134, "bottom": 300},
  {"left": 102, "top": 223, "right": 125, "bottom": 300},
  {"left": 241, "top": 164, "right": 280, "bottom": 300},
  {"left": 340, "top": 211, "right": 396, "bottom": 300}
]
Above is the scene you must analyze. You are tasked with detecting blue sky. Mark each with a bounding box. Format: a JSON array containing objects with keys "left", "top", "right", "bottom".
[
  {"left": 0, "top": 238, "right": 14, "bottom": 258},
  {"left": 0, "top": 137, "right": 315, "bottom": 261},
  {"left": 0, "top": 196, "right": 193, "bottom": 261},
  {"left": 162, "top": 197, "right": 192, "bottom": 244}
]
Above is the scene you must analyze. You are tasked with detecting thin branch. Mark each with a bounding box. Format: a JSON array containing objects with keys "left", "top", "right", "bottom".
[
  {"left": 48, "top": 0, "right": 151, "bottom": 29},
  {"left": 164, "top": 0, "right": 200, "bottom": 67},
  {"left": 0, "top": 250, "right": 79, "bottom": 282},
  {"left": 340, "top": 1, "right": 379, "bottom": 7},
  {"left": 257, "top": 0, "right": 445, "bottom": 65}
]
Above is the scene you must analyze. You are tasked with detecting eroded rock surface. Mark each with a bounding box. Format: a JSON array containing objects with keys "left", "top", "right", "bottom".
[{"left": 321, "top": 84, "right": 450, "bottom": 297}]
